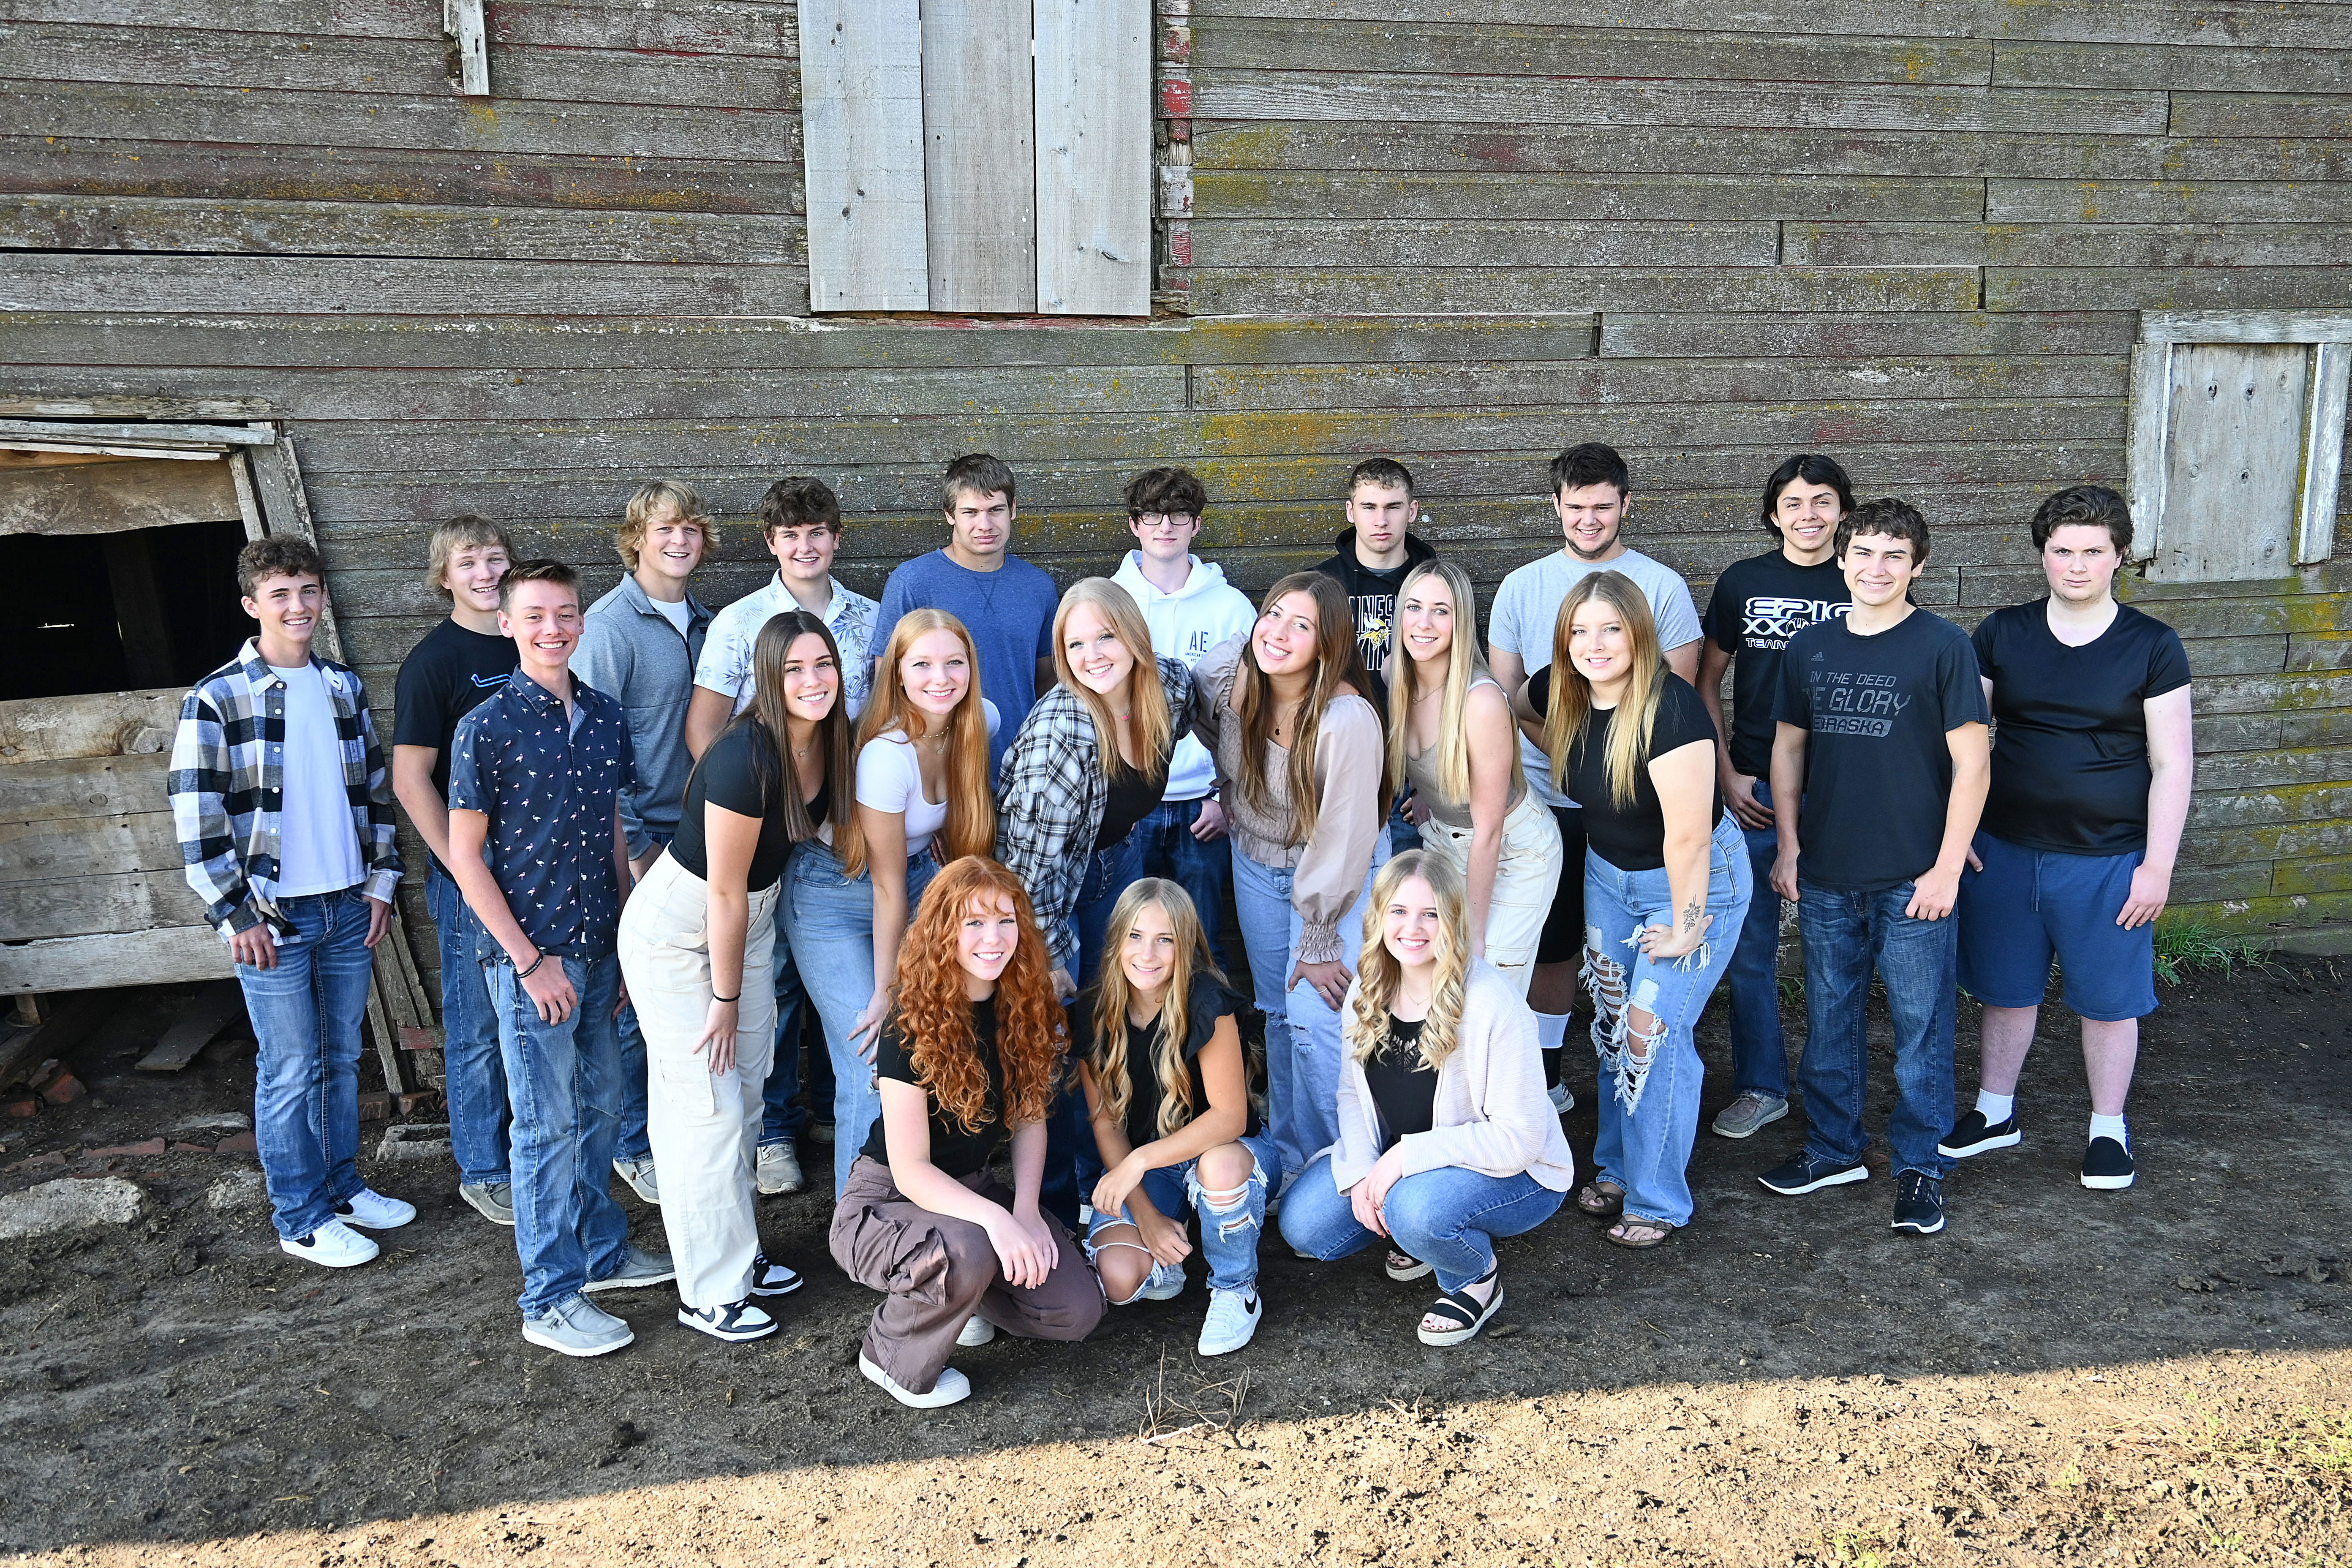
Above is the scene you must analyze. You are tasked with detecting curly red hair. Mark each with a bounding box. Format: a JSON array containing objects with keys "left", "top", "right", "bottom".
[{"left": 891, "top": 856, "right": 1065, "bottom": 1132}]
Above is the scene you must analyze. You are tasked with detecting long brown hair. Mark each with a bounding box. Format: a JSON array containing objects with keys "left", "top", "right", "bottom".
[
  {"left": 1539, "top": 571, "right": 1666, "bottom": 809},
  {"left": 1053, "top": 578, "right": 1172, "bottom": 779},
  {"left": 692, "top": 610, "right": 851, "bottom": 845},
  {"left": 837, "top": 608, "right": 997, "bottom": 878},
  {"left": 1385, "top": 558, "right": 1488, "bottom": 810},
  {"left": 1348, "top": 850, "right": 1469, "bottom": 1073},
  {"left": 889, "top": 857, "right": 1064, "bottom": 1132},
  {"left": 1234, "top": 571, "right": 1387, "bottom": 842},
  {"left": 1087, "top": 879, "right": 1223, "bottom": 1139}
]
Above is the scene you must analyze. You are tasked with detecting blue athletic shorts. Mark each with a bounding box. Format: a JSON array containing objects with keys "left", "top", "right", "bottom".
[{"left": 1956, "top": 831, "right": 2157, "bottom": 1022}]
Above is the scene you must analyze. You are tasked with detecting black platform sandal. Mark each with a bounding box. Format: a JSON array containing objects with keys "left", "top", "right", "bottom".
[{"left": 1416, "top": 1265, "right": 1503, "bottom": 1348}]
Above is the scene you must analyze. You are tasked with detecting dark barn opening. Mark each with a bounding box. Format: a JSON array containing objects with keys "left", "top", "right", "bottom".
[{"left": 0, "top": 517, "right": 250, "bottom": 702}]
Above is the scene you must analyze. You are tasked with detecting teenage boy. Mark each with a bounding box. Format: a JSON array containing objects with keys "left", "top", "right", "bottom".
[
  {"left": 576, "top": 480, "right": 716, "bottom": 1208},
  {"left": 686, "top": 474, "right": 880, "bottom": 1197},
  {"left": 1696, "top": 455, "right": 1857, "bottom": 1143},
  {"left": 447, "top": 559, "right": 675, "bottom": 1358},
  {"left": 1312, "top": 457, "right": 1437, "bottom": 704},
  {"left": 868, "top": 452, "right": 1060, "bottom": 773},
  {"left": 172, "top": 537, "right": 410, "bottom": 1269},
  {"left": 1111, "top": 465, "right": 1256, "bottom": 972},
  {"left": 1760, "top": 499, "right": 1989, "bottom": 1238},
  {"left": 1487, "top": 442, "right": 1704, "bottom": 1110},
  {"left": 392, "top": 514, "right": 517, "bottom": 1227},
  {"left": 1943, "top": 486, "right": 2191, "bottom": 1192}
]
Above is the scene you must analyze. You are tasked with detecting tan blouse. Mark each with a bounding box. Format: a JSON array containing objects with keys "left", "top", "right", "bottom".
[{"left": 1191, "top": 634, "right": 1386, "bottom": 965}]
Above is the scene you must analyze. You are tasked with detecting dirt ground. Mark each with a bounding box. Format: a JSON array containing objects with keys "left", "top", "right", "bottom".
[{"left": 3, "top": 961, "right": 2348, "bottom": 1567}]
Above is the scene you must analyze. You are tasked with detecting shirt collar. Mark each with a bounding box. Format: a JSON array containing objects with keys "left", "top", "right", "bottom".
[
  {"left": 765, "top": 572, "right": 851, "bottom": 623},
  {"left": 237, "top": 638, "right": 319, "bottom": 692},
  {"left": 503, "top": 667, "right": 577, "bottom": 717}
]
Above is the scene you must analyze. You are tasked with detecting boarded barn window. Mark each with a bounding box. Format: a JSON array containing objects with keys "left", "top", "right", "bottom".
[
  {"left": 800, "top": 0, "right": 1151, "bottom": 316},
  {"left": 2129, "top": 313, "right": 2352, "bottom": 583}
]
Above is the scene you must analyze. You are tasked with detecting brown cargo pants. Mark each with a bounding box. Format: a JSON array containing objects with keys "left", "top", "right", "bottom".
[{"left": 829, "top": 1155, "right": 1105, "bottom": 1396}]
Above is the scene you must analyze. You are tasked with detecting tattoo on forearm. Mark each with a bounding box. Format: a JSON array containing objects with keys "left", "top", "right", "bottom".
[{"left": 1682, "top": 896, "right": 1703, "bottom": 931}]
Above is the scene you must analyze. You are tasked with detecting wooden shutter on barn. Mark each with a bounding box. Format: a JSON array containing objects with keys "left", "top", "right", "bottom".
[{"left": 800, "top": 0, "right": 1151, "bottom": 317}]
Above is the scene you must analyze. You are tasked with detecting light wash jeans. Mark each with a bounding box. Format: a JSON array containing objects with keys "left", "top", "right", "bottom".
[
  {"left": 1723, "top": 780, "right": 1793, "bottom": 1099},
  {"left": 780, "top": 839, "right": 938, "bottom": 1198},
  {"left": 238, "top": 886, "right": 375, "bottom": 1241},
  {"left": 1796, "top": 877, "right": 1960, "bottom": 1181},
  {"left": 1278, "top": 1153, "right": 1565, "bottom": 1293},
  {"left": 1582, "top": 815, "right": 1752, "bottom": 1228},
  {"left": 757, "top": 943, "right": 810, "bottom": 1148},
  {"left": 428, "top": 862, "right": 511, "bottom": 1187},
  {"left": 1087, "top": 1128, "right": 1279, "bottom": 1296},
  {"left": 1229, "top": 834, "right": 1388, "bottom": 1184},
  {"left": 489, "top": 952, "right": 632, "bottom": 1318}
]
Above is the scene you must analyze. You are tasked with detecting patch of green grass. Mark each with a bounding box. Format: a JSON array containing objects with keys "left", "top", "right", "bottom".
[{"left": 2152, "top": 916, "right": 2276, "bottom": 986}]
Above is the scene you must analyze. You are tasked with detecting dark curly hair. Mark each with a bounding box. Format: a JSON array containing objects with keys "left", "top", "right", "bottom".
[{"left": 889, "top": 857, "right": 1064, "bottom": 1132}]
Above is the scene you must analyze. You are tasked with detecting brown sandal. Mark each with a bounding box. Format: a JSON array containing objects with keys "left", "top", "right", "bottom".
[
  {"left": 1576, "top": 1181, "right": 1625, "bottom": 1217},
  {"left": 1606, "top": 1216, "right": 1674, "bottom": 1250}
]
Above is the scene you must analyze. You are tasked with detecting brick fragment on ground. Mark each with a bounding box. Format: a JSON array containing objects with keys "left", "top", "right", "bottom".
[
  {"left": 88, "top": 1138, "right": 166, "bottom": 1158},
  {"left": 39, "top": 1072, "right": 84, "bottom": 1105},
  {"left": 216, "top": 1132, "right": 258, "bottom": 1154},
  {"left": 2, "top": 1095, "right": 38, "bottom": 1119},
  {"left": 0, "top": 1177, "right": 146, "bottom": 1241}
]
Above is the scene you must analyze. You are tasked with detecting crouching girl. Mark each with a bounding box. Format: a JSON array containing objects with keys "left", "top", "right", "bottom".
[
  {"left": 827, "top": 857, "right": 1102, "bottom": 1408},
  {"left": 1076, "top": 879, "right": 1276, "bottom": 1357},
  {"left": 1277, "top": 851, "right": 1572, "bottom": 1346}
]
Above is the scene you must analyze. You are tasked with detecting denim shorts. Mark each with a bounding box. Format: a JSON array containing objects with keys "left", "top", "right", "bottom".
[{"left": 1957, "top": 831, "right": 2158, "bottom": 1022}]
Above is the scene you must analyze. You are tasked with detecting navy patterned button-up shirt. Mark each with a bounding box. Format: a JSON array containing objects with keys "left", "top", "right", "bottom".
[{"left": 447, "top": 670, "right": 633, "bottom": 962}]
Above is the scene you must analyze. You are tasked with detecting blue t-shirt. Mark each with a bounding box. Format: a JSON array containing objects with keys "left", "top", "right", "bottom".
[{"left": 869, "top": 549, "right": 1060, "bottom": 771}]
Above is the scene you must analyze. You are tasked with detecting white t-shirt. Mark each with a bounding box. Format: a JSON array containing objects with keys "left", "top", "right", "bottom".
[
  {"left": 271, "top": 663, "right": 367, "bottom": 897},
  {"left": 1486, "top": 545, "right": 1704, "bottom": 808},
  {"left": 649, "top": 593, "right": 694, "bottom": 639},
  {"left": 853, "top": 701, "right": 1000, "bottom": 858}
]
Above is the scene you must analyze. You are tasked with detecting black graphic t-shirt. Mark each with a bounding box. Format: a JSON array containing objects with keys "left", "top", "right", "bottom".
[
  {"left": 1773, "top": 608, "right": 1987, "bottom": 891},
  {"left": 1703, "top": 550, "right": 1853, "bottom": 778},
  {"left": 1973, "top": 600, "right": 2191, "bottom": 856}
]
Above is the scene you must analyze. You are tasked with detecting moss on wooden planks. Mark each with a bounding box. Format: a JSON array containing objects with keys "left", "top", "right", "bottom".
[
  {"left": 1985, "top": 266, "right": 2352, "bottom": 312},
  {"left": 14, "top": 0, "right": 799, "bottom": 55},
  {"left": 1600, "top": 311, "right": 2139, "bottom": 360},
  {"left": 2170, "top": 93, "right": 2352, "bottom": 139},
  {"left": 1989, "top": 179, "right": 2352, "bottom": 224},
  {"left": 1186, "top": 218, "right": 1778, "bottom": 269},
  {"left": 1187, "top": 266, "right": 1985, "bottom": 316},
  {"left": 1786, "top": 222, "right": 2352, "bottom": 270},
  {"left": 1189, "top": 169, "right": 1988, "bottom": 220}
]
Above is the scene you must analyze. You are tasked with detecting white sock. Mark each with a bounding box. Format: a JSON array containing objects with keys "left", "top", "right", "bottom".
[
  {"left": 1974, "top": 1089, "right": 2015, "bottom": 1124},
  {"left": 2088, "top": 1112, "right": 2128, "bottom": 1150},
  {"left": 1535, "top": 1011, "right": 1571, "bottom": 1053}
]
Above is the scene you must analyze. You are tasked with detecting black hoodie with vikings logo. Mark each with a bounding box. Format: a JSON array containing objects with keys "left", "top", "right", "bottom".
[{"left": 1311, "top": 526, "right": 1440, "bottom": 708}]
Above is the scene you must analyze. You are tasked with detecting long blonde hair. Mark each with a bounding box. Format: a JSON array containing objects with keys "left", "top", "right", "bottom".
[
  {"left": 1235, "top": 571, "right": 1388, "bottom": 843},
  {"left": 837, "top": 609, "right": 997, "bottom": 878},
  {"left": 1348, "top": 850, "right": 1468, "bottom": 1073},
  {"left": 1385, "top": 558, "right": 1488, "bottom": 810},
  {"left": 1087, "top": 879, "right": 1224, "bottom": 1139},
  {"left": 1538, "top": 571, "right": 1666, "bottom": 810},
  {"left": 1053, "top": 578, "right": 1172, "bottom": 780}
]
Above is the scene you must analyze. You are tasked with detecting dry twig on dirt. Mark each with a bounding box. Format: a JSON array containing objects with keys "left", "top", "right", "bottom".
[{"left": 1137, "top": 1350, "right": 1253, "bottom": 1447}]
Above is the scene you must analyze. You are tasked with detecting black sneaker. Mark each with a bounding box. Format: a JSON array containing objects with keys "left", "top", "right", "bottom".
[
  {"left": 1938, "top": 1110, "right": 2022, "bottom": 1158},
  {"left": 678, "top": 1298, "right": 779, "bottom": 1343},
  {"left": 1758, "top": 1152, "right": 1870, "bottom": 1195},
  {"left": 1891, "top": 1171, "right": 1946, "bottom": 1234},
  {"left": 2081, "top": 1137, "right": 2136, "bottom": 1191},
  {"left": 750, "top": 1252, "right": 803, "bottom": 1297}
]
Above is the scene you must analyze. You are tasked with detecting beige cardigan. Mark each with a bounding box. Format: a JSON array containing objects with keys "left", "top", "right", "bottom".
[
  {"left": 1323, "top": 959, "right": 1577, "bottom": 1193},
  {"left": 1190, "top": 633, "right": 1386, "bottom": 964}
]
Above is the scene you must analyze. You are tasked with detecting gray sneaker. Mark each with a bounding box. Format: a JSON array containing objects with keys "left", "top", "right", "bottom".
[
  {"left": 755, "top": 1142, "right": 804, "bottom": 1196},
  {"left": 613, "top": 1157, "right": 660, "bottom": 1203},
  {"left": 1712, "top": 1091, "right": 1790, "bottom": 1141},
  {"left": 583, "top": 1242, "right": 676, "bottom": 1293},
  {"left": 459, "top": 1181, "right": 515, "bottom": 1226},
  {"left": 522, "top": 1294, "right": 634, "bottom": 1358}
]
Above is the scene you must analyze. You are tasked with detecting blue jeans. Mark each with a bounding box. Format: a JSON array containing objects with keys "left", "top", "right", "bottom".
[
  {"left": 1724, "top": 779, "right": 1792, "bottom": 1099},
  {"left": 1795, "top": 879, "right": 1960, "bottom": 1181},
  {"left": 238, "top": 887, "right": 376, "bottom": 1241},
  {"left": 781, "top": 840, "right": 939, "bottom": 1198},
  {"left": 1388, "top": 793, "right": 1422, "bottom": 856},
  {"left": 1087, "top": 1129, "right": 1279, "bottom": 1294},
  {"left": 428, "top": 863, "right": 511, "bottom": 1187},
  {"left": 1278, "top": 1154, "right": 1564, "bottom": 1293},
  {"left": 489, "top": 952, "right": 632, "bottom": 1317},
  {"left": 1583, "top": 816, "right": 1752, "bottom": 1228},
  {"left": 757, "top": 943, "right": 809, "bottom": 1147},
  {"left": 1132, "top": 796, "right": 1236, "bottom": 976},
  {"left": 1229, "top": 836, "right": 1388, "bottom": 1184},
  {"left": 609, "top": 832, "right": 671, "bottom": 1165}
]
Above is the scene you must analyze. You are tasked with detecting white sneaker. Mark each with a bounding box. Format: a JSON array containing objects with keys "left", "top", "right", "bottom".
[
  {"left": 860, "top": 1352, "right": 971, "bottom": 1408},
  {"left": 755, "top": 1142, "right": 804, "bottom": 1196},
  {"left": 613, "top": 1158, "right": 660, "bottom": 1203},
  {"left": 332, "top": 1187, "right": 416, "bottom": 1230},
  {"left": 1142, "top": 1260, "right": 1186, "bottom": 1301},
  {"left": 1548, "top": 1081, "right": 1576, "bottom": 1115},
  {"left": 1198, "top": 1287, "right": 1262, "bottom": 1356},
  {"left": 678, "top": 1298, "right": 778, "bottom": 1343},
  {"left": 956, "top": 1314, "right": 996, "bottom": 1347},
  {"left": 281, "top": 1218, "right": 378, "bottom": 1269}
]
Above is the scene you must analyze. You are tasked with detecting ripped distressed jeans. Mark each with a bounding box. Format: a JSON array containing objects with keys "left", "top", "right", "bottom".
[
  {"left": 1086, "top": 1129, "right": 1279, "bottom": 1298},
  {"left": 1581, "top": 816, "right": 1752, "bottom": 1228}
]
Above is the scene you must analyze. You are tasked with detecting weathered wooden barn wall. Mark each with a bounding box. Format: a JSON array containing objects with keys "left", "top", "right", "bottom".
[{"left": 3, "top": 0, "right": 2351, "bottom": 984}]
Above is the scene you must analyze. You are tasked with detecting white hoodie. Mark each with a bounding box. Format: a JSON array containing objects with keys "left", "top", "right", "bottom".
[{"left": 1112, "top": 550, "right": 1258, "bottom": 800}]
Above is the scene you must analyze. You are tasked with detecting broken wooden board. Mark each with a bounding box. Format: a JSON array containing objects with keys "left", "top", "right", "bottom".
[{"left": 135, "top": 978, "right": 245, "bottom": 1072}]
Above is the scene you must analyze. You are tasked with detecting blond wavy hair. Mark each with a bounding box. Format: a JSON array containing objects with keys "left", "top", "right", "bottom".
[
  {"left": 1086, "top": 879, "right": 1223, "bottom": 1140},
  {"left": 1053, "top": 578, "right": 1172, "bottom": 781},
  {"left": 1348, "top": 850, "right": 1468, "bottom": 1072}
]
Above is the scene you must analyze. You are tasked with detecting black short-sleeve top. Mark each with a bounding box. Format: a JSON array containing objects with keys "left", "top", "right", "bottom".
[
  {"left": 1074, "top": 974, "right": 1254, "bottom": 1149},
  {"left": 1530, "top": 668, "right": 1723, "bottom": 872},
  {"left": 860, "top": 998, "right": 1008, "bottom": 1179},
  {"left": 1362, "top": 1015, "right": 1438, "bottom": 1141},
  {"left": 667, "top": 721, "right": 829, "bottom": 892}
]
